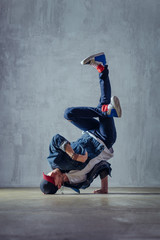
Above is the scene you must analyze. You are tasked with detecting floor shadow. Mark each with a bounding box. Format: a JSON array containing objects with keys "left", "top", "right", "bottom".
[
  {"left": 109, "top": 192, "right": 160, "bottom": 195},
  {"left": 56, "top": 192, "right": 160, "bottom": 195}
]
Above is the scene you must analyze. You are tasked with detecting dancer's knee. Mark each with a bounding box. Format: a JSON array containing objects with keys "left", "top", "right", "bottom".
[{"left": 64, "top": 107, "right": 73, "bottom": 120}]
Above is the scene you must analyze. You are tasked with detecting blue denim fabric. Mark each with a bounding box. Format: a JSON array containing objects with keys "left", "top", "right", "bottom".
[
  {"left": 64, "top": 65, "right": 117, "bottom": 149},
  {"left": 47, "top": 132, "right": 104, "bottom": 172}
]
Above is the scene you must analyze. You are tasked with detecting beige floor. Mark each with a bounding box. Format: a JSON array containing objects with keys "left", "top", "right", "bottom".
[{"left": 0, "top": 187, "right": 160, "bottom": 240}]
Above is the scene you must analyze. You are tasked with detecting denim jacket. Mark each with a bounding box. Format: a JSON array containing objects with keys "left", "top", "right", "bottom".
[{"left": 47, "top": 132, "right": 105, "bottom": 172}]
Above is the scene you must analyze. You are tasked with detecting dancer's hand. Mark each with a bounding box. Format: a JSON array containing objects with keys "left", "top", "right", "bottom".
[{"left": 47, "top": 169, "right": 63, "bottom": 189}]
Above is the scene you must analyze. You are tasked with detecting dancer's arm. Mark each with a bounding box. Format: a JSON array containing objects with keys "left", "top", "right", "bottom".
[{"left": 65, "top": 143, "right": 88, "bottom": 163}]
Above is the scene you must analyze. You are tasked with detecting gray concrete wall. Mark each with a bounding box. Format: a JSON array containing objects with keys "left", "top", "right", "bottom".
[{"left": 0, "top": 0, "right": 160, "bottom": 187}]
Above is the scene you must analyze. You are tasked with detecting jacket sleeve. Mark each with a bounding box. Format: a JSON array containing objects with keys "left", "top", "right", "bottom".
[
  {"left": 50, "top": 134, "right": 70, "bottom": 152},
  {"left": 47, "top": 134, "right": 70, "bottom": 169}
]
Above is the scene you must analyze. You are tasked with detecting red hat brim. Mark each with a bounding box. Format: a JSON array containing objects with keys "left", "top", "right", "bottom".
[{"left": 43, "top": 172, "right": 55, "bottom": 185}]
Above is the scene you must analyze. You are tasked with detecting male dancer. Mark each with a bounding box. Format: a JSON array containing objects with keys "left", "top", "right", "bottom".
[{"left": 40, "top": 52, "right": 122, "bottom": 194}]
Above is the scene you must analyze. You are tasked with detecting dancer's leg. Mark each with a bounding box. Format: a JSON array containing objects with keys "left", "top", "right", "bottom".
[
  {"left": 64, "top": 59, "right": 112, "bottom": 133},
  {"left": 95, "top": 65, "right": 117, "bottom": 148},
  {"left": 64, "top": 53, "right": 120, "bottom": 147},
  {"left": 81, "top": 52, "right": 122, "bottom": 118},
  {"left": 64, "top": 106, "right": 101, "bottom": 131},
  {"left": 77, "top": 62, "right": 116, "bottom": 148},
  {"left": 97, "top": 65, "right": 111, "bottom": 107}
]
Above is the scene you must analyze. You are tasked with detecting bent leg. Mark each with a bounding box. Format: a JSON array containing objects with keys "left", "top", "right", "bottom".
[
  {"left": 64, "top": 107, "right": 101, "bottom": 131},
  {"left": 64, "top": 63, "right": 116, "bottom": 147}
]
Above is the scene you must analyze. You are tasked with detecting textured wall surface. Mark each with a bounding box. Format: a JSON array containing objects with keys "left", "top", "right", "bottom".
[{"left": 0, "top": 0, "right": 160, "bottom": 187}]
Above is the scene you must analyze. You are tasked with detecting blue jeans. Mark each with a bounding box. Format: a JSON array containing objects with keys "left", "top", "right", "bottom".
[{"left": 64, "top": 65, "right": 117, "bottom": 149}]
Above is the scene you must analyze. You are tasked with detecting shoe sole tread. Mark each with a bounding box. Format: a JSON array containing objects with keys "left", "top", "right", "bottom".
[{"left": 111, "top": 96, "right": 122, "bottom": 118}]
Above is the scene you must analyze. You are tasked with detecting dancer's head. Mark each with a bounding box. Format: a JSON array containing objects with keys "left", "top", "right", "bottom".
[{"left": 40, "top": 172, "right": 59, "bottom": 194}]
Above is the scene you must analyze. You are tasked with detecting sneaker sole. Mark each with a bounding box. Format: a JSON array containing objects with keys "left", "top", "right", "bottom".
[
  {"left": 81, "top": 52, "right": 105, "bottom": 65},
  {"left": 111, "top": 96, "right": 122, "bottom": 118}
]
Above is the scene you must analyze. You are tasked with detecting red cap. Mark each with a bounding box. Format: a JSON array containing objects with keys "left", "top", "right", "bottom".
[{"left": 43, "top": 172, "right": 55, "bottom": 185}]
